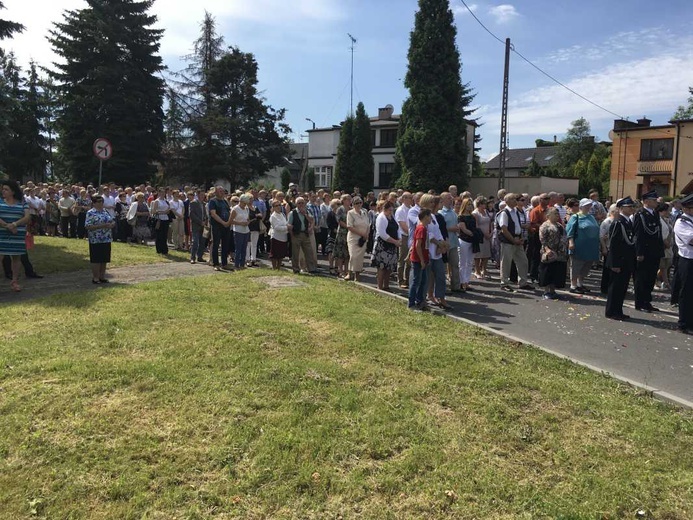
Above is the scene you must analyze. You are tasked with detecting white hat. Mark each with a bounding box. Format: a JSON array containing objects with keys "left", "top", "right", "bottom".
[{"left": 579, "top": 198, "right": 593, "bottom": 208}]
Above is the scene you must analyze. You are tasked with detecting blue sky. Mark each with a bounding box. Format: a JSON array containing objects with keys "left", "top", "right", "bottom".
[{"left": 5, "top": 0, "right": 693, "bottom": 161}]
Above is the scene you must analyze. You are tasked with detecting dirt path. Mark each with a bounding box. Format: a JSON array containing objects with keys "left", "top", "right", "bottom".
[{"left": 0, "top": 261, "right": 219, "bottom": 304}]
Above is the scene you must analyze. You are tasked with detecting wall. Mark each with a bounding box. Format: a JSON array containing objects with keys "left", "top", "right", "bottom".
[
  {"left": 467, "top": 176, "right": 579, "bottom": 198},
  {"left": 675, "top": 121, "right": 693, "bottom": 194}
]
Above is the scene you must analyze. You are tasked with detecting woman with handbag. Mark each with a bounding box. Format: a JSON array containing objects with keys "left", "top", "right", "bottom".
[
  {"left": 345, "top": 197, "right": 369, "bottom": 282},
  {"left": 457, "top": 197, "right": 477, "bottom": 292},
  {"left": 372, "top": 201, "right": 401, "bottom": 291},
  {"left": 538, "top": 208, "right": 568, "bottom": 300},
  {"left": 131, "top": 192, "right": 151, "bottom": 245},
  {"left": 566, "top": 198, "right": 600, "bottom": 294}
]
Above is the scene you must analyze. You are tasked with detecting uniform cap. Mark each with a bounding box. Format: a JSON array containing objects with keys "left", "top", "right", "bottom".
[
  {"left": 616, "top": 196, "right": 634, "bottom": 207},
  {"left": 641, "top": 190, "right": 658, "bottom": 201}
]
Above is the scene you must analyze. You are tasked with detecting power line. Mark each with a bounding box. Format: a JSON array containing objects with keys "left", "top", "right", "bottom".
[
  {"left": 458, "top": 0, "right": 505, "bottom": 46},
  {"left": 457, "top": 0, "right": 692, "bottom": 140},
  {"left": 458, "top": 0, "right": 624, "bottom": 119}
]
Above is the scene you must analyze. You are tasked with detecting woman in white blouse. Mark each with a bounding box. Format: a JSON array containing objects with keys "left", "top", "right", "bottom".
[
  {"left": 345, "top": 197, "right": 370, "bottom": 281},
  {"left": 269, "top": 200, "right": 289, "bottom": 270},
  {"left": 372, "top": 201, "right": 401, "bottom": 291}
]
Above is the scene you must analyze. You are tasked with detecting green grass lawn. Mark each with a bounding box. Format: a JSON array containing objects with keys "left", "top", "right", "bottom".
[
  {"left": 0, "top": 270, "right": 691, "bottom": 519},
  {"left": 29, "top": 236, "right": 190, "bottom": 275}
]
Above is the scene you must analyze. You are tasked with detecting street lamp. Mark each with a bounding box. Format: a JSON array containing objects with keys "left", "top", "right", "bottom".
[{"left": 306, "top": 117, "right": 316, "bottom": 130}]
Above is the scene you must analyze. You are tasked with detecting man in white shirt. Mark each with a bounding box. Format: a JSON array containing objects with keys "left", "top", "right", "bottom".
[
  {"left": 395, "top": 191, "right": 413, "bottom": 288},
  {"left": 673, "top": 193, "right": 693, "bottom": 333},
  {"left": 497, "top": 193, "right": 532, "bottom": 292},
  {"left": 100, "top": 186, "right": 116, "bottom": 216}
]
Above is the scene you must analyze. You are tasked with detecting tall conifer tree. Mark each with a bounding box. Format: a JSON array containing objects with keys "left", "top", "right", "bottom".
[
  {"left": 49, "top": 0, "right": 165, "bottom": 184},
  {"left": 394, "top": 0, "right": 470, "bottom": 191},
  {"left": 351, "top": 102, "right": 374, "bottom": 193},
  {"left": 0, "top": 1, "right": 24, "bottom": 42},
  {"left": 332, "top": 116, "right": 354, "bottom": 192}
]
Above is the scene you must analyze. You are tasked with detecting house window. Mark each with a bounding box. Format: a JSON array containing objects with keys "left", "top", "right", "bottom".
[
  {"left": 378, "top": 163, "right": 395, "bottom": 188},
  {"left": 315, "top": 166, "right": 333, "bottom": 188},
  {"left": 371, "top": 130, "right": 377, "bottom": 147},
  {"left": 380, "top": 129, "right": 397, "bottom": 147},
  {"left": 640, "top": 138, "right": 674, "bottom": 161}
]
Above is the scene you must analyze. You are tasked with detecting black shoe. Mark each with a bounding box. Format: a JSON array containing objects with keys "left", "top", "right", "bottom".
[
  {"left": 518, "top": 284, "right": 534, "bottom": 291},
  {"left": 569, "top": 287, "right": 585, "bottom": 294},
  {"left": 677, "top": 327, "right": 693, "bottom": 335},
  {"left": 579, "top": 286, "right": 591, "bottom": 293},
  {"left": 607, "top": 314, "right": 630, "bottom": 321},
  {"left": 645, "top": 304, "right": 659, "bottom": 312},
  {"left": 26, "top": 273, "right": 44, "bottom": 279},
  {"left": 635, "top": 305, "right": 651, "bottom": 313},
  {"left": 99, "top": 278, "right": 110, "bottom": 283}
]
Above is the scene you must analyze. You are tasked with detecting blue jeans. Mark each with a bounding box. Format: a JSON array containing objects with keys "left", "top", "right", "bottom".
[
  {"left": 190, "top": 229, "right": 204, "bottom": 261},
  {"left": 234, "top": 232, "right": 250, "bottom": 267},
  {"left": 430, "top": 257, "right": 446, "bottom": 299},
  {"left": 408, "top": 261, "right": 428, "bottom": 308}
]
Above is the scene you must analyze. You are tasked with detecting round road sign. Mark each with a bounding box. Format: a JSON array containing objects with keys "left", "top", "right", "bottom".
[{"left": 93, "top": 138, "right": 113, "bottom": 161}]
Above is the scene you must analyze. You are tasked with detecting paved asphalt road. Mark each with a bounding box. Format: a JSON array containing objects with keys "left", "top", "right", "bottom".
[{"left": 333, "top": 259, "right": 693, "bottom": 407}]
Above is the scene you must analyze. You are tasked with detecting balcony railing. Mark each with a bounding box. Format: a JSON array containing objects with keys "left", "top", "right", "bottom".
[{"left": 637, "top": 160, "right": 673, "bottom": 174}]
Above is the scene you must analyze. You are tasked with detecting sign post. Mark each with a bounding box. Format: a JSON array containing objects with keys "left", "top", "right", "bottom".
[{"left": 92, "top": 138, "right": 113, "bottom": 186}]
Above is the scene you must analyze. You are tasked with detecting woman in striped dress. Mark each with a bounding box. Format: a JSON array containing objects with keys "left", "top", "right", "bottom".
[{"left": 0, "top": 181, "right": 31, "bottom": 292}]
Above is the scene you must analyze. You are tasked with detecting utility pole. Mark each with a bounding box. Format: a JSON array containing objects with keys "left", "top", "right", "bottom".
[
  {"left": 498, "top": 38, "right": 511, "bottom": 190},
  {"left": 348, "top": 33, "right": 357, "bottom": 116}
]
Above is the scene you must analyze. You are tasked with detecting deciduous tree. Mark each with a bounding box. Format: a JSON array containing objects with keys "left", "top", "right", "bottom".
[{"left": 672, "top": 87, "right": 693, "bottom": 120}]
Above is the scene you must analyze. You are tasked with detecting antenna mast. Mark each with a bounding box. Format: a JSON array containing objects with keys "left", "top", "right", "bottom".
[{"left": 348, "top": 33, "right": 357, "bottom": 115}]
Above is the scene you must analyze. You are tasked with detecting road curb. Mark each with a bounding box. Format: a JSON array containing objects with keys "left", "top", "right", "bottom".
[{"left": 349, "top": 279, "right": 693, "bottom": 411}]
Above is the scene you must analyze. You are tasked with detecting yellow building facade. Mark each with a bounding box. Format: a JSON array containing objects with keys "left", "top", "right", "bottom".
[{"left": 610, "top": 117, "right": 693, "bottom": 199}]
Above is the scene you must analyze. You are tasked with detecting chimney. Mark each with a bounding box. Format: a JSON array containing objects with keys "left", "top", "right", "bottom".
[
  {"left": 378, "top": 104, "right": 394, "bottom": 120},
  {"left": 637, "top": 116, "right": 651, "bottom": 127},
  {"left": 553, "top": 135, "right": 557, "bottom": 143}
]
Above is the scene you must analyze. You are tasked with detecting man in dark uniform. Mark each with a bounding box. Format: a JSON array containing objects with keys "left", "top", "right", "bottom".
[
  {"left": 673, "top": 193, "right": 693, "bottom": 334},
  {"left": 604, "top": 197, "right": 636, "bottom": 320},
  {"left": 632, "top": 190, "right": 664, "bottom": 312}
]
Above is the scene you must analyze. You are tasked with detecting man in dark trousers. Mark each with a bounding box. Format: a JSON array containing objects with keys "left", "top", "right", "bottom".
[
  {"left": 3, "top": 253, "right": 43, "bottom": 280},
  {"left": 632, "top": 190, "right": 664, "bottom": 312},
  {"left": 604, "top": 197, "right": 636, "bottom": 320},
  {"left": 673, "top": 193, "right": 693, "bottom": 334}
]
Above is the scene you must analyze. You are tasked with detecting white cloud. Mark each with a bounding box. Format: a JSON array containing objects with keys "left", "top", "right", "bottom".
[
  {"left": 453, "top": 3, "right": 478, "bottom": 17},
  {"left": 541, "top": 27, "right": 670, "bottom": 66},
  {"left": 488, "top": 4, "right": 518, "bottom": 24},
  {"left": 2, "top": 0, "right": 347, "bottom": 68},
  {"left": 479, "top": 49, "right": 693, "bottom": 142}
]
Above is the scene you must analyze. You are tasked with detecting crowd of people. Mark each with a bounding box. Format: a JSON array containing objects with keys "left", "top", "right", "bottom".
[{"left": 0, "top": 178, "right": 692, "bottom": 334}]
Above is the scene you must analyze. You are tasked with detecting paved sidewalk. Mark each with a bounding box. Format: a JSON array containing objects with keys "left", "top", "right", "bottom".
[{"left": 341, "top": 258, "right": 693, "bottom": 408}]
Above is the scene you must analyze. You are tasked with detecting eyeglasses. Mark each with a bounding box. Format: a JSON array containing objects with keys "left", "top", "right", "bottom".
[{"left": 354, "top": 201, "right": 363, "bottom": 205}]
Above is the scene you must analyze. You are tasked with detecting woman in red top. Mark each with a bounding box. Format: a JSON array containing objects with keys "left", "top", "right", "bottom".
[{"left": 408, "top": 209, "right": 432, "bottom": 311}]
